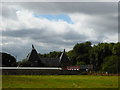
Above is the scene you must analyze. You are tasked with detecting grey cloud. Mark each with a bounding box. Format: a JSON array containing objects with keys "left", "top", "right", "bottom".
[
  {"left": 2, "top": 26, "right": 108, "bottom": 52},
  {"left": 86, "top": 14, "right": 118, "bottom": 35},
  {"left": 2, "top": 2, "right": 117, "bottom": 17},
  {"left": 2, "top": 3, "right": 18, "bottom": 20},
  {"left": 61, "top": 30, "right": 87, "bottom": 40},
  {"left": 14, "top": 2, "right": 117, "bottom": 15},
  {"left": 2, "top": 28, "right": 87, "bottom": 47},
  {"left": 2, "top": 29, "right": 44, "bottom": 38}
]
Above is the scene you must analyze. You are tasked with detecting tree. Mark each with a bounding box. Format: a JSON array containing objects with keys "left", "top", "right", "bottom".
[
  {"left": 77, "top": 61, "right": 86, "bottom": 65},
  {"left": 89, "top": 43, "right": 113, "bottom": 71},
  {"left": 49, "top": 51, "right": 62, "bottom": 58},
  {"left": 38, "top": 51, "right": 62, "bottom": 58},
  {"left": 112, "top": 42, "right": 120, "bottom": 56},
  {"left": 74, "top": 43, "right": 85, "bottom": 54},
  {"left": 102, "top": 55, "right": 119, "bottom": 73},
  {"left": 18, "top": 59, "right": 31, "bottom": 67},
  {"left": 1, "top": 52, "right": 16, "bottom": 67},
  {"left": 73, "top": 41, "right": 92, "bottom": 65},
  {"left": 73, "top": 41, "right": 92, "bottom": 55},
  {"left": 67, "top": 50, "right": 77, "bottom": 65}
]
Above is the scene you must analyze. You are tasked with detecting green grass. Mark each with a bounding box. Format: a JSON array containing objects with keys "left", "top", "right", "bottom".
[{"left": 2, "top": 75, "right": 119, "bottom": 88}]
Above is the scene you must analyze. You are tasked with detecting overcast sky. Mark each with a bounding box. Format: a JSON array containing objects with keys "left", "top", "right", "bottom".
[{"left": 1, "top": 2, "right": 118, "bottom": 61}]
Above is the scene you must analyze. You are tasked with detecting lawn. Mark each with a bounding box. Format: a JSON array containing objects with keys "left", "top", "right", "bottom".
[{"left": 2, "top": 75, "right": 119, "bottom": 88}]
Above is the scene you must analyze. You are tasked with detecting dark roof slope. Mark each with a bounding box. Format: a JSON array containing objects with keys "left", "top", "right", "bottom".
[
  {"left": 27, "top": 45, "right": 43, "bottom": 66},
  {"left": 59, "top": 49, "right": 70, "bottom": 67},
  {"left": 27, "top": 45, "right": 40, "bottom": 62}
]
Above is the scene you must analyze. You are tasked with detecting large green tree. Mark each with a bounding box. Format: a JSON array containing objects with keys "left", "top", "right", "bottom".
[
  {"left": 112, "top": 42, "right": 120, "bottom": 56},
  {"left": 102, "top": 55, "right": 119, "bottom": 73},
  {"left": 89, "top": 43, "right": 114, "bottom": 71},
  {"left": 89, "top": 43, "right": 120, "bottom": 71},
  {"left": 68, "top": 41, "right": 92, "bottom": 65},
  {"left": 67, "top": 50, "right": 77, "bottom": 65}
]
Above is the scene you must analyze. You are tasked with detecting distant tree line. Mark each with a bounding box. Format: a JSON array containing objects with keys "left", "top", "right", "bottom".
[
  {"left": 67, "top": 41, "right": 120, "bottom": 73},
  {"left": 1, "top": 41, "right": 120, "bottom": 73},
  {"left": 38, "top": 51, "right": 62, "bottom": 58}
]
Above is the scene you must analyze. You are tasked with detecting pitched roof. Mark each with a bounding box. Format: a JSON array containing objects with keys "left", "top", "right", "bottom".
[
  {"left": 27, "top": 45, "right": 40, "bottom": 62},
  {"left": 59, "top": 49, "right": 70, "bottom": 66},
  {"left": 27, "top": 45, "right": 43, "bottom": 66}
]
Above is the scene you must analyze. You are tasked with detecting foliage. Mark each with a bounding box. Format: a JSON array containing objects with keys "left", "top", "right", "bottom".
[
  {"left": 89, "top": 42, "right": 120, "bottom": 71},
  {"left": 102, "top": 55, "right": 119, "bottom": 73},
  {"left": 1, "top": 52, "right": 17, "bottom": 67},
  {"left": 67, "top": 41, "right": 92, "bottom": 65},
  {"left": 73, "top": 41, "right": 92, "bottom": 55},
  {"left": 18, "top": 59, "right": 31, "bottom": 67},
  {"left": 112, "top": 42, "right": 120, "bottom": 56},
  {"left": 67, "top": 50, "right": 77, "bottom": 65},
  {"left": 38, "top": 51, "right": 62, "bottom": 58},
  {"left": 77, "top": 61, "right": 86, "bottom": 65},
  {"left": 67, "top": 42, "right": 120, "bottom": 73}
]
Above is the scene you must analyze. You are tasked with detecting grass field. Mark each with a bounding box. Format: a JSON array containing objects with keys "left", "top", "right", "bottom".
[{"left": 2, "top": 75, "right": 119, "bottom": 88}]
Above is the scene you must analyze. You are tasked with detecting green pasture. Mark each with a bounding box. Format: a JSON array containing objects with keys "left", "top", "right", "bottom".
[{"left": 2, "top": 75, "right": 119, "bottom": 88}]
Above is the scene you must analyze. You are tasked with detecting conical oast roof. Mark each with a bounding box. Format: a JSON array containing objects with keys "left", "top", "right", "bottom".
[
  {"left": 27, "top": 45, "right": 43, "bottom": 66},
  {"left": 59, "top": 49, "right": 70, "bottom": 67}
]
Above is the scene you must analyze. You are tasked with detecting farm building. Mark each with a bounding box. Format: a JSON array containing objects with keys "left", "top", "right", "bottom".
[{"left": 27, "top": 45, "right": 71, "bottom": 67}]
